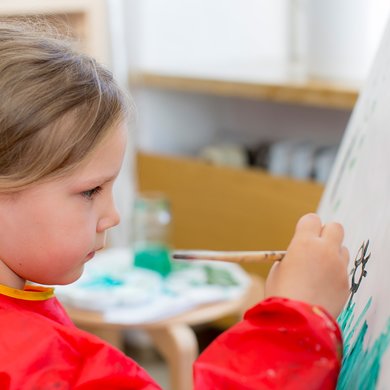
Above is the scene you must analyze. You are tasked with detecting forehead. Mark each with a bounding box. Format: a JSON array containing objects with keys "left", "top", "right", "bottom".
[{"left": 67, "top": 121, "right": 128, "bottom": 183}]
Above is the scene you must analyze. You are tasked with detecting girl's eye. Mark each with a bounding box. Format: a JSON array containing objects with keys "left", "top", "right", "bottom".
[{"left": 81, "top": 186, "right": 102, "bottom": 200}]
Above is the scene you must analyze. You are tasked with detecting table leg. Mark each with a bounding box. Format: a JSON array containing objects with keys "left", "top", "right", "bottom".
[{"left": 147, "top": 324, "right": 198, "bottom": 390}]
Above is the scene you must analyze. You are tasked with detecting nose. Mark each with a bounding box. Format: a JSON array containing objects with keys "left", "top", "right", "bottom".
[{"left": 97, "top": 196, "right": 121, "bottom": 233}]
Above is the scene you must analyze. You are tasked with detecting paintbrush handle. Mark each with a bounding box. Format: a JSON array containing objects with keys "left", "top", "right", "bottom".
[{"left": 171, "top": 250, "right": 287, "bottom": 263}]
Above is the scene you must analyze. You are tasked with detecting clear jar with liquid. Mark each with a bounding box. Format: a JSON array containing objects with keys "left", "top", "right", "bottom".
[{"left": 132, "top": 193, "right": 172, "bottom": 277}]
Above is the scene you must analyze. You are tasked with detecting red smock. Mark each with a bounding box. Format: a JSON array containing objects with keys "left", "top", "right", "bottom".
[{"left": 0, "top": 284, "right": 342, "bottom": 389}]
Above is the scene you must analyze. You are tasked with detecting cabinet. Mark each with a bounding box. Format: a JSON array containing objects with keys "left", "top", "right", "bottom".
[
  {"left": 132, "top": 71, "right": 359, "bottom": 278},
  {"left": 123, "top": 1, "right": 362, "bottom": 278}
]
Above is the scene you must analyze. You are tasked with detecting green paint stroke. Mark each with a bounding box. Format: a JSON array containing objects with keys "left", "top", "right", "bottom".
[
  {"left": 333, "top": 199, "right": 341, "bottom": 213},
  {"left": 348, "top": 157, "right": 356, "bottom": 170},
  {"left": 337, "top": 298, "right": 390, "bottom": 389}
]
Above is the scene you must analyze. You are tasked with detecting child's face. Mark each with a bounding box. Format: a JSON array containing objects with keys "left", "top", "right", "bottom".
[{"left": 0, "top": 120, "right": 128, "bottom": 289}]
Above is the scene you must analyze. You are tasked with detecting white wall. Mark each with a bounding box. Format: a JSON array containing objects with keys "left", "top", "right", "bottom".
[
  {"left": 306, "top": 0, "right": 390, "bottom": 82},
  {"left": 133, "top": 0, "right": 291, "bottom": 75}
]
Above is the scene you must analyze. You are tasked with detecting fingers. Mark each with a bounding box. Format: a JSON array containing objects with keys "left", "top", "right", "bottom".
[
  {"left": 295, "top": 213, "right": 322, "bottom": 237},
  {"left": 295, "top": 214, "right": 345, "bottom": 246},
  {"left": 321, "top": 222, "right": 344, "bottom": 243}
]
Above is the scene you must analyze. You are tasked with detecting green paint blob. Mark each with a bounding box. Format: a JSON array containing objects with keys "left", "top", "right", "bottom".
[
  {"left": 134, "top": 244, "right": 172, "bottom": 277},
  {"left": 337, "top": 298, "right": 390, "bottom": 389}
]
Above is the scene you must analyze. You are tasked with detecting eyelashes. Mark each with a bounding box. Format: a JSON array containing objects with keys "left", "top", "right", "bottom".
[{"left": 81, "top": 186, "right": 102, "bottom": 200}]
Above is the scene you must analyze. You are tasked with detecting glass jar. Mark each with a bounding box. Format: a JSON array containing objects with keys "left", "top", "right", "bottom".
[{"left": 131, "top": 192, "right": 172, "bottom": 276}]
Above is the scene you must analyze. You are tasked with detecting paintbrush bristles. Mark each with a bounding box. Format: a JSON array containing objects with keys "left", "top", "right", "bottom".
[{"left": 171, "top": 250, "right": 286, "bottom": 263}]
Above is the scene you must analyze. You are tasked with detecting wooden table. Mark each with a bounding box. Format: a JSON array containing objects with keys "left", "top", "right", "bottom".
[{"left": 65, "top": 274, "right": 264, "bottom": 390}]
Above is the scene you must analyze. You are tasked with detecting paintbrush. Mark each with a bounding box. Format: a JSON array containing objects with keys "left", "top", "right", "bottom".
[{"left": 171, "top": 250, "right": 287, "bottom": 264}]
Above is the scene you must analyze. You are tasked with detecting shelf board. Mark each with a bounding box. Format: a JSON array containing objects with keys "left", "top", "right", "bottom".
[{"left": 130, "top": 72, "right": 360, "bottom": 110}]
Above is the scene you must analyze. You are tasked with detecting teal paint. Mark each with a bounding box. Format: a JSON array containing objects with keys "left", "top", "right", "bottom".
[
  {"left": 337, "top": 298, "right": 390, "bottom": 389},
  {"left": 81, "top": 275, "right": 124, "bottom": 288},
  {"left": 134, "top": 244, "right": 172, "bottom": 277}
]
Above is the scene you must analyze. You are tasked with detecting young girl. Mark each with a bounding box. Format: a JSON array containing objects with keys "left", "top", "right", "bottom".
[{"left": 0, "top": 22, "right": 349, "bottom": 389}]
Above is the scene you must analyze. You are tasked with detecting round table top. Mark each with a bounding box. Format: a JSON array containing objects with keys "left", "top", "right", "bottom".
[{"left": 65, "top": 274, "right": 263, "bottom": 331}]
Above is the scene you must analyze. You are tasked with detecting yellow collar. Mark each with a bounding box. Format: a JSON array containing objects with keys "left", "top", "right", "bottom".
[{"left": 0, "top": 284, "right": 54, "bottom": 301}]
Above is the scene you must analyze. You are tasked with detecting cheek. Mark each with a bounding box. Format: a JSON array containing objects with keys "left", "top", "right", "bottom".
[
  {"left": 28, "top": 210, "right": 97, "bottom": 260},
  {"left": 55, "top": 204, "right": 97, "bottom": 233},
  {"left": 0, "top": 205, "right": 42, "bottom": 261},
  {"left": 55, "top": 217, "right": 97, "bottom": 247}
]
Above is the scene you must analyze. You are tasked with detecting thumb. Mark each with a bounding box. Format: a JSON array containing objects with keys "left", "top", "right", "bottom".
[{"left": 265, "top": 262, "right": 281, "bottom": 298}]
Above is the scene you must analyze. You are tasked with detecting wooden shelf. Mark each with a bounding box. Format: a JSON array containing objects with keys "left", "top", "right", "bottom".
[{"left": 130, "top": 72, "right": 360, "bottom": 110}]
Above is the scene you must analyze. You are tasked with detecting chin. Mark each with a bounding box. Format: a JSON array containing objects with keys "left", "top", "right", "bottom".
[
  {"left": 39, "top": 267, "right": 85, "bottom": 286},
  {"left": 63, "top": 269, "right": 85, "bottom": 285}
]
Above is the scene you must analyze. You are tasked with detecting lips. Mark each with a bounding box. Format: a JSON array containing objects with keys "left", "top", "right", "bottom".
[{"left": 86, "top": 251, "right": 95, "bottom": 261}]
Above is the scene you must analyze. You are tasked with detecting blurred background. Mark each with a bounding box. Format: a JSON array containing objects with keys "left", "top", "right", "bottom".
[{"left": 2, "top": 1, "right": 390, "bottom": 387}]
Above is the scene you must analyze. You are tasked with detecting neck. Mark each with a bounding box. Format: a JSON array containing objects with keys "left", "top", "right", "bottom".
[{"left": 0, "top": 259, "right": 25, "bottom": 290}]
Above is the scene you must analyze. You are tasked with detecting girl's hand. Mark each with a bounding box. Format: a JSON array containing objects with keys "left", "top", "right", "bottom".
[{"left": 265, "top": 213, "right": 350, "bottom": 318}]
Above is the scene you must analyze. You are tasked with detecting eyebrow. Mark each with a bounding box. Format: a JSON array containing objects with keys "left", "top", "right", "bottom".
[{"left": 79, "top": 174, "right": 118, "bottom": 188}]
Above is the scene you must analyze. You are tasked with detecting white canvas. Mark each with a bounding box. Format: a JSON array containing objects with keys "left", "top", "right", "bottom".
[{"left": 318, "top": 18, "right": 390, "bottom": 390}]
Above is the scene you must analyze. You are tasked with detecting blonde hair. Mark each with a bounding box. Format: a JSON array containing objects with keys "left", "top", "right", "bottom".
[{"left": 0, "top": 22, "right": 129, "bottom": 191}]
